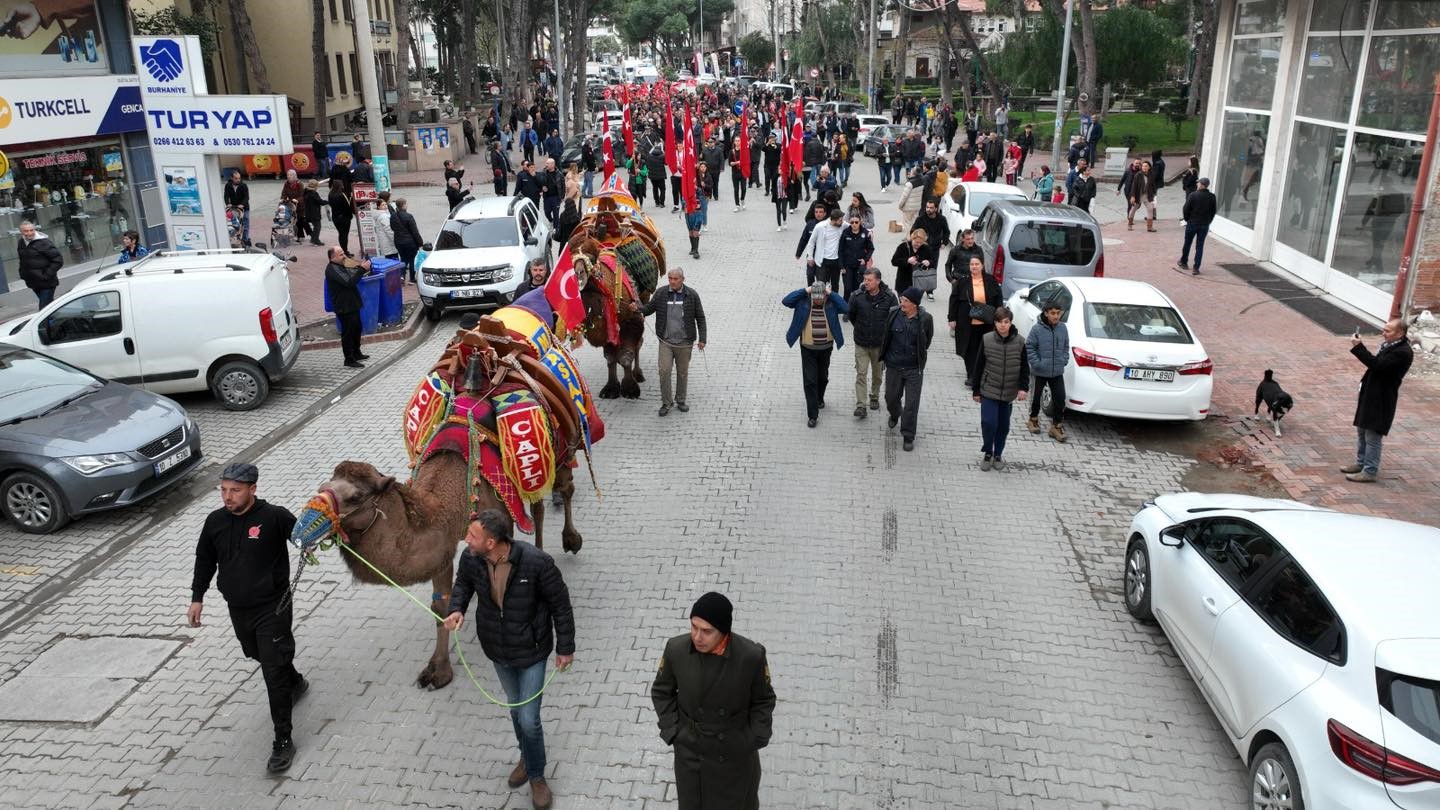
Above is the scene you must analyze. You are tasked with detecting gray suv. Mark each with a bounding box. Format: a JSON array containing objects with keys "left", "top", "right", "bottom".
[
  {"left": 972, "top": 200, "right": 1105, "bottom": 300},
  {"left": 0, "top": 344, "right": 204, "bottom": 533}
]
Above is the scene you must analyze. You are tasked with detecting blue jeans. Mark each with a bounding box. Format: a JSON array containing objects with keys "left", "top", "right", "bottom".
[
  {"left": 905, "top": 159, "right": 920, "bottom": 174},
  {"left": 582, "top": 170, "right": 594, "bottom": 197},
  {"left": 698, "top": 194, "right": 709, "bottom": 226},
  {"left": 34, "top": 287, "right": 55, "bottom": 309},
  {"left": 1355, "top": 427, "right": 1384, "bottom": 476},
  {"left": 805, "top": 166, "right": 816, "bottom": 190},
  {"left": 1181, "top": 222, "right": 1210, "bottom": 269},
  {"left": 879, "top": 163, "right": 893, "bottom": 188},
  {"left": 838, "top": 163, "right": 850, "bottom": 186},
  {"left": 493, "top": 659, "right": 548, "bottom": 780},
  {"left": 979, "top": 397, "right": 1014, "bottom": 458}
]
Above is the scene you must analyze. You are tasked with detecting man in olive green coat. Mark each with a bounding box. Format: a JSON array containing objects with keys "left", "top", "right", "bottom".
[{"left": 652, "top": 592, "right": 777, "bottom": 810}]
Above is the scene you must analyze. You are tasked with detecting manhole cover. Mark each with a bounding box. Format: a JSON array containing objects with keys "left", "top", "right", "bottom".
[{"left": 0, "top": 637, "right": 182, "bottom": 723}]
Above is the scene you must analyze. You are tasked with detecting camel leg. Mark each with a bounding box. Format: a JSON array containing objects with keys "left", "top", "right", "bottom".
[
  {"left": 418, "top": 567, "right": 455, "bottom": 689},
  {"left": 557, "top": 465, "right": 583, "bottom": 554},
  {"left": 598, "top": 348, "right": 621, "bottom": 399},
  {"left": 531, "top": 495, "right": 545, "bottom": 550}
]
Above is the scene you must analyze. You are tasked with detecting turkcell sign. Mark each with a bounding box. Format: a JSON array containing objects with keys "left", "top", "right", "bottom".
[
  {"left": 0, "top": 75, "right": 145, "bottom": 147},
  {"left": 143, "top": 96, "right": 295, "bottom": 155}
]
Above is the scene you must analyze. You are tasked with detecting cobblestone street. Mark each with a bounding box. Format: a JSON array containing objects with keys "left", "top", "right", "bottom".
[{"left": 2, "top": 156, "right": 1435, "bottom": 809}]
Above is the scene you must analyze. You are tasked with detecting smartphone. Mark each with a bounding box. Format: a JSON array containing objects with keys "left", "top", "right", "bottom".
[{"left": 1353, "top": 326, "right": 1362, "bottom": 339}]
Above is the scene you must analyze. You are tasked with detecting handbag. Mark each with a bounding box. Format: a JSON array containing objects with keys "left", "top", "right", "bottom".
[
  {"left": 914, "top": 265, "right": 938, "bottom": 292},
  {"left": 968, "top": 303, "right": 996, "bottom": 324}
]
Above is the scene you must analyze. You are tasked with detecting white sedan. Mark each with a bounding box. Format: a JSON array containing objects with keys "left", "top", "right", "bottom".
[
  {"left": 1124, "top": 492, "right": 1440, "bottom": 810},
  {"left": 940, "top": 180, "right": 1027, "bottom": 234},
  {"left": 854, "top": 114, "right": 892, "bottom": 146},
  {"left": 1008, "top": 277, "right": 1212, "bottom": 421}
]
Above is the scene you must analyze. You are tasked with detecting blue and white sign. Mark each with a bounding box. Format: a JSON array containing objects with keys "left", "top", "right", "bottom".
[
  {"left": 134, "top": 37, "right": 207, "bottom": 97},
  {"left": 0, "top": 75, "right": 144, "bottom": 147},
  {"left": 142, "top": 95, "right": 294, "bottom": 154}
]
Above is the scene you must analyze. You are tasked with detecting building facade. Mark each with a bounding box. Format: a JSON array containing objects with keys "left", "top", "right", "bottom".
[{"left": 1201, "top": 0, "right": 1440, "bottom": 319}]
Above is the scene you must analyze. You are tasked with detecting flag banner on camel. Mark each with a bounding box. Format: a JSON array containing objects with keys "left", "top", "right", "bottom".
[
  {"left": 492, "top": 305, "right": 553, "bottom": 356},
  {"left": 404, "top": 371, "right": 453, "bottom": 462},
  {"left": 538, "top": 340, "right": 603, "bottom": 451},
  {"left": 494, "top": 389, "right": 556, "bottom": 501},
  {"left": 544, "top": 245, "right": 589, "bottom": 338}
]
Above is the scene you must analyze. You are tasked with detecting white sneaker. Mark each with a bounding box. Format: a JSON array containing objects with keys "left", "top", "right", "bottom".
[
  {"left": 776, "top": 225, "right": 782, "bottom": 231},
  {"left": 733, "top": 206, "right": 740, "bottom": 212}
]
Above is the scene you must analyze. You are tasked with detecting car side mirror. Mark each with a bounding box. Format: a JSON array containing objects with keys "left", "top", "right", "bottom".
[
  {"left": 524, "top": 235, "right": 538, "bottom": 246},
  {"left": 1017, "top": 288, "right": 1030, "bottom": 301},
  {"left": 1159, "top": 526, "right": 1185, "bottom": 548},
  {"left": 422, "top": 242, "right": 433, "bottom": 251}
]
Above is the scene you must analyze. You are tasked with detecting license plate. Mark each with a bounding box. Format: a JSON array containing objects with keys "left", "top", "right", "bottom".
[
  {"left": 1124, "top": 368, "right": 1176, "bottom": 382},
  {"left": 280, "top": 329, "right": 293, "bottom": 349},
  {"left": 154, "top": 445, "right": 192, "bottom": 476},
  {"left": 453, "top": 289, "right": 488, "bottom": 299}
]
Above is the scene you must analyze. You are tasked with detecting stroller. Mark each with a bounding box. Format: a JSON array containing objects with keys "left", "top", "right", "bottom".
[
  {"left": 225, "top": 205, "right": 246, "bottom": 248},
  {"left": 269, "top": 201, "right": 296, "bottom": 249}
]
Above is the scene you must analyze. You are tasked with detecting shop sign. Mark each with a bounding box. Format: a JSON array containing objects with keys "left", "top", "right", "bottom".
[
  {"left": 142, "top": 95, "right": 295, "bottom": 155},
  {"left": 0, "top": 74, "right": 145, "bottom": 147},
  {"left": 0, "top": 0, "right": 108, "bottom": 77},
  {"left": 19, "top": 150, "right": 87, "bottom": 169},
  {"left": 135, "top": 37, "right": 206, "bottom": 97}
]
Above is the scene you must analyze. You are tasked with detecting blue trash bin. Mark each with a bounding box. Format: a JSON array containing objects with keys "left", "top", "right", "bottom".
[
  {"left": 357, "top": 273, "right": 382, "bottom": 334},
  {"left": 370, "top": 257, "right": 405, "bottom": 325}
]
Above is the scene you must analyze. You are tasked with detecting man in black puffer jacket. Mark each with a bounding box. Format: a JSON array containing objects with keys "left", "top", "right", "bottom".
[
  {"left": 445, "top": 509, "right": 574, "bottom": 810},
  {"left": 16, "top": 221, "right": 62, "bottom": 308},
  {"left": 847, "top": 268, "right": 898, "bottom": 417}
]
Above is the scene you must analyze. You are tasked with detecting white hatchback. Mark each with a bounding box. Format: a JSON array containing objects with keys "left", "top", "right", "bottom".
[
  {"left": 941, "top": 179, "right": 1028, "bottom": 235},
  {"left": 1124, "top": 493, "right": 1440, "bottom": 810},
  {"left": 1008, "top": 277, "right": 1213, "bottom": 421}
]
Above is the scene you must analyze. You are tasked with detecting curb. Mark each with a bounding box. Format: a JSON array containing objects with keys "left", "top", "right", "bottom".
[{"left": 299, "top": 300, "right": 426, "bottom": 351}]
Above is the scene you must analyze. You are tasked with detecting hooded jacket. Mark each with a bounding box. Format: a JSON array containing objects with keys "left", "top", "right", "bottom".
[
  {"left": 1025, "top": 317, "right": 1071, "bottom": 378},
  {"left": 16, "top": 232, "right": 63, "bottom": 291}
]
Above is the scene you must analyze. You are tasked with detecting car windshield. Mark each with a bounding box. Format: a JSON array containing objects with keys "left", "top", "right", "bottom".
[
  {"left": 1083, "top": 302, "right": 1194, "bottom": 343},
  {"left": 0, "top": 349, "right": 103, "bottom": 422},
  {"left": 1007, "top": 222, "right": 1098, "bottom": 266},
  {"left": 435, "top": 218, "right": 519, "bottom": 250}
]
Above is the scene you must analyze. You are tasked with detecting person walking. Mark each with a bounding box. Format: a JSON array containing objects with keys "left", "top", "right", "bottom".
[
  {"left": 772, "top": 163, "right": 794, "bottom": 231},
  {"left": 1025, "top": 300, "right": 1070, "bottom": 442},
  {"left": 684, "top": 193, "right": 705, "bottom": 259},
  {"left": 443, "top": 509, "right": 575, "bottom": 810},
  {"left": 880, "top": 287, "right": 935, "bottom": 452},
  {"left": 762, "top": 132, "right": 782, "bottom": 200},
  {"left": 890, "top": 228, "right": 936, "bottom": 293},
  {"left": 324, "top": 246, "right": 370, "bottom": 368},
  {"left": 187, "top": 463, "right": 305, "bottom": 774},
  {"left": 801, "top": 208, "right": 845, "bottom": 289},
  {"left": 15, "top": 220, "right": 62, "bottom": 309},
  {"left": 803, "top": 133, "right": 826, "bottom": 200},
  {"left": 391, "top": 198, "right": 424, "bottom": 283},
  {"left": 224, "top": 170, "right": 252, "bottom": 246},
  {"left": 638, "top": 267, "right": 708, "bottom": 417},
  {"left": 651, "top": 592, "right": 776, "bottom": 810},
  {"left": 1032, "top": 165, "right": 1055, "bottom": 202},
  {"left": 945, "top": 228, "right": 985, "bottom": 284},
  {"left": 1342, "top": 320, "right": 1414, "bottom": 483},
  {"left": 300, "top": 180, "right": 325, "bottom": 245},
  {"left": 1071, "top": 164, "right": 1097, "bottom": 213},
  {"left": 463, "top": 115, "right": 477, "bottom": 154},
  {"left": 837, "top": 212, "right": 874, "bottom": 299},
  {"left": 948, "top": 254, "right": 1002, "bottom": 387},
  {"left": 972, "top": 306, "right": 1030, "bottom": 470},
  {"left": 1178, "top": 177, "right": 1217, "bottom": 275},
  {"left": 311, "top": 132, "right": 330, "bottom": 178},
  {"left": 912, "top": 200, "right": 951, "bottom": 257},
  {"left": 646, "top": 136, "right": 669, "bottom": 208},
  {"left": 513, "top": 257, "right": 550, "bottom": 298},
  {"left": 783, "top": 281, "right": 849, "bottom": 428},
  {"left": 280, "top": 169, "right": 305, "bottom": 240},
  {"left": 729, "top": 140, "right": 748, "bottom": 211},
  {"left": 328, "top": 181, "right": 354, "bottom": 255},
  {"left": 1126, "top": 159, "right": 1154, "bottom": 232},
  {"left": 491, "top": 140, "right": 512, "bottom": 197},
  {"left": 848, "top": 268, "right": 898, "bottom": 418}
]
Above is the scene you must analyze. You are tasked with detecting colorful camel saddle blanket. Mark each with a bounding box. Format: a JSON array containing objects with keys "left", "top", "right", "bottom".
[{"left": 418, "top": 421, "right": 537, "bottom": 535}]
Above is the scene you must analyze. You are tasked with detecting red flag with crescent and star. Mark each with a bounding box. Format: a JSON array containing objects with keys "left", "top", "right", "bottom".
[
  {"left": 544, "top": 244, "right": 588, "bottom": 338},
  {"left": 621, "top": 84, "right": 635, "bottom": 159},
  {"left": 788, "top": 105, "right": 804, "bottom": 177},
  {"left": 601, "top": 108, "right": 615, "bottom": 183},
  {"left": 663, "top": 83, "right": 677, "bottom": 174},
  {"left": 682, "top": 101, "right": 699, "bottom": 215},
  {"left": 739, "top": 101, "right": 751, "bottom": 180}
]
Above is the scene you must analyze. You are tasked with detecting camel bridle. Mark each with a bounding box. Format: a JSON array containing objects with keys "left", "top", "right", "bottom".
[{"left": 322, "top": 482, "right": 390, "bottom": 540}]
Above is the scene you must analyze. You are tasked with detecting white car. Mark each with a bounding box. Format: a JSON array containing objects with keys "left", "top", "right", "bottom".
[
  {"left": 1007, "top": 277, "right": 1212, "bottom": 420},
  {"left": 854, "top": 114, "right": 892, "bottom": 145},
  {"left": 941, "top": 179, "right": 1028, "bottom": 234},
  {"left": 415, "top": 196, "right": 550, "bottom": 320},
  {"left": 1124, "top": 493, "right": 1440, "bottom": 810}
]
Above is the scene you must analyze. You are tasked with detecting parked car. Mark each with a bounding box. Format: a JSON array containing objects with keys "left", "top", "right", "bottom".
[
  {"left": 1008, "top": 277, "right": 1212, "bottom": 421},
  {"left": 973, "top": 199, "right": 1104, "bottom": 300},
  {"left": 853, "top": 114, "right": 891, "bottom": 145},
  {"left": 767, "top": 83, "right": 796, "bottom": 100},
  {"left": 940, "top": 180, "right": 1028, "bottom": 234},
  {"left": 861, "top": 125, "right": 909, "bottom": 158},
  {"left": 1123, "top": 492, "right": 1440, "bottom": 810},
  {"left": 560, "top": 128, "right": 627, "bottom": 169},
  {"left": 0, "top": 249, "right": 300, "bottom": 411},
  {"left": 0, "top": 344, "right": 204, "bottom": 533},
  {"left": 415, "top": 196, "right": 551, "bottom": 320}
]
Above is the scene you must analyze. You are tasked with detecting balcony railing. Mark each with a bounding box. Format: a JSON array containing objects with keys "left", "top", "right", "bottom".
[{"left": 371, "top": 19, "right": 391, "bottom": 35}]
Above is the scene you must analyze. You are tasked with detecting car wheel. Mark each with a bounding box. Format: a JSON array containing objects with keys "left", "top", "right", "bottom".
[
  {"left": 2, "top": 472, "right": 70, "bottom": 534},
  {"left": 210, "top": 360, "right": 270, "bottom": 411},
  {"left": 425, "top": 303, "right": 443, "bottom": 322},
  {"left": 1250, "top": 742, "right": 1304, "bottom": 810},
  {"left": 1040, "top": 382, "right": 1061, "bottom": 420},
  {"left": 1123, "top": 536, "right": 1154, "bottom": 622}
]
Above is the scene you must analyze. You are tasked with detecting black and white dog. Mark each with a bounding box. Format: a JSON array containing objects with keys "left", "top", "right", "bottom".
[{"left": 1254, "top": 369, "right": 1294, "bottom": 437}]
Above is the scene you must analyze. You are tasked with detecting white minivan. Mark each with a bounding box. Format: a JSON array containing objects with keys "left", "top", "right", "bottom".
[{"left": 0, "top": 249, "right": 300, "bottom": 411}]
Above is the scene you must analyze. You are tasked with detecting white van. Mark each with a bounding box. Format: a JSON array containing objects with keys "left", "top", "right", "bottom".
[{"left": 0, "top": 249, "right": 301, "bottom": 411}]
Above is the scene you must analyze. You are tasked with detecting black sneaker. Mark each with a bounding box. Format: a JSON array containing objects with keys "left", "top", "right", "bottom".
[
  {"left": 658, "top": 404, "right": 671, "bottom": 417},
  {"left": 903, "top": 440, "right": 914, "bottom": 452},
  {"left": 291, "top": 675, "right": 309, "bottom": 706},
  {"left": 807, "top": 417, "right": 817, "bottom": 428},
  {"left": 675, "top": 402, "right": 689, "bottom": 412},
  {"left": 1176, "top": 260, "right": 1189, "bottom": 270},
  {"left": 887, "top": 416, "right": 898, "bottom": 430},
  {"left": 344, "top": 360, "right": 365, "bottom": 368},
  {"left": 1192, "top": 268, "right": 1201, "bottom": 276},
  {"left": 818, "top": 400, "right": 825, "bottom": 410},
  {"left": 267, "top": 738, "right": 295, "bottom": 774},
  {"left": 357, "top": 353, "right": 371, "bottom": 361},
  {"left": 869, "top": 399, "right": 880, "bottom": 410}
]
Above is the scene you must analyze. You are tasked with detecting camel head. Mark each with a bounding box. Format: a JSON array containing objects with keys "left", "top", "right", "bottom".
[{"left": 291, "top": 461, "right": 397, "bottom": 551}]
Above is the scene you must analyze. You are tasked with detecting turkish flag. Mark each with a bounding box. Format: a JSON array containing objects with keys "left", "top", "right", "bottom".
[
  {"left": 621, "top": 84, "right": 634, "bottom": 159},
  {"left": 544, "top": 245, "right": 589, "bottom": 338},
  {"left": 738, "top": 102, "right": 751, "bottom": 180},
  {"left": 663, "top": 84, "right": 678, "bottom": 174},
  {"left": 788, "top": 114, "right": 803, "bottom": 177},
  {"left": 601, "top": 109, "right": 615, "bottom": 182},
  {"left": 777, "top": 108, "right": 789, "bottom": 181},
  {"left": 682, "top": 102, "right": 699, "bottom": 214}
]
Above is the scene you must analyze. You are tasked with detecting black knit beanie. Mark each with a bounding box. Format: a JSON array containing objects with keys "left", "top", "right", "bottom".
[{"left": 690, "top": 592, "right": 733, "bottom": 635}]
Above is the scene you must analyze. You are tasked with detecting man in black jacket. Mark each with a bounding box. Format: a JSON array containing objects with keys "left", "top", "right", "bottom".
[
  {"left": 848, "top": 269, "right": 899, "bottom": 417},
  {"left": 642, "top": 132, "right": 668, "bottom": 208},
  {"left": 538, "top": 158, "right": 562, "bottom": 223},
  {"left": 187, "top": 463, "right": 305, "bottom": 774},
  {"left": 945, "top": 228, "right": 985, "bottom": 283},
  {"left": 490, "top": 140, "right": 511, "bottom": 197},
  {"left": 880, "top": 287, "right": 935, "bottom": 451},
  {"left": 15, "top": 221, "right": 62, "bottom": 308},
  {"left": 445, "top": 510, "right": 575, "bottom": 810},
  {"left": 637, "top": 267, "right": 707, "bottom": 417},
  {"left": 390, "top": 198, "right": 425, "bottom": 282},
  {"left": 324, "top": 246, "right": 370, "bottom": 367},
  {"left": 224, "top": 171, "right": 251, "bottom": 245},
  {"left": 1178, "top": 177, "right": 1217, "bottom": 276},
  {"left": 516, "top": 161, "right": 543, "bottom": 207},
  {"left": 1344, "top": 320, "right": 1414, "bottom": 483},
  {"left": 913, "top": 200, "right": 951, "bottom": 257}
]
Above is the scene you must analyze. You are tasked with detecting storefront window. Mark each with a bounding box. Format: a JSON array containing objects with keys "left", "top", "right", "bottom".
[
  {"left": 1331, "top": 133, "right": 1421, "bottom": 293},
  {"left": 1278, "top": 122, "right": 1347, "bottom": 261},
  {"left": 1297, "top": 36, "right": 1364, "bottom": 121},
  {"left": 1227, "top": 37, "right": 1285, "bottom": 110},
  {"left": 1375, "top": 0, "right": 1440, "bottom": 29},
  {"left": 1235, "top": 0, "right": 1288, "bottom": 34},
  {"left": 1311, "top": 0, "right": 1372, "bottom": 30},
  {"left": 1216, "top": 112, "right": 1271, "bottom": 229},
  {"left": 1359, "top": 34, "right": 1440, "bottom": 134},
  {"left": 0, "top": 138, "right": 134, "bottom": 290}
]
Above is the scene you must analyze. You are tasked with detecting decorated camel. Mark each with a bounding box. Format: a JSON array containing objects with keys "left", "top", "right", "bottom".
[{"left": 287, "top": 187, "right": 664, "bottom": 689}]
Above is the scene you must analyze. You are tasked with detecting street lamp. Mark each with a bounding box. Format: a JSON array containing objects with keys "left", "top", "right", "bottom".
[{"left": 1049, "top": 0, "right": 1076, "bottom": 174}]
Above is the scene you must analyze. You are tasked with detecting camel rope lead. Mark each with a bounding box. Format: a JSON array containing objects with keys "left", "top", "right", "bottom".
[{"left": 334, "top": 541, "right": 562, "bottom": 709}]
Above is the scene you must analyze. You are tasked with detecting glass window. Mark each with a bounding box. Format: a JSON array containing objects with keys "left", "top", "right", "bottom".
[
  {"left": 1028, "top": 281, "right": 1072, "bottom": 313},
  {"left": 1278, "top": 122, "right": 1347, "bottom": 261},
  {"left": 1359, "top": 34, "right": 1440, "bottom": 134},
  {"left": 1375, "top": 0, "right": 1440, "bottom": 29},
  {"left": 1193, "top": 519, "right": 1282, "bottom": 592},
  {"left": 1227, "top": 37, "right": 1285, "bottom": 110},
  {"left": 1331, "top": 133, "right": 1419, "bottom": 293},
  {"left": 1082, "top": 303, "right": 1194, "bottom": 343},
  {"left": 40, "top": 291, "right": 124, "bottom": 346},
  {"left": 0, "top": 347, "right": 102, "bottom": 422},
  {"left": 1297, "top": 36, "right": 1363, "bottom": 121},
  {"left": 1251, "top": 562, "right": 1342, "bottom": 661},
  {"left": 1381, "top": 670, "right": 1440, "bottom": 746},
  {"left": 1310, "top": 0, "right": 1371, "bottom": 30},
  {"left": 1235, "top": 0, "right": 1288, "bottom": 33},
  {"left": 1215, "top": 112, "right": 1270, "bottom": 228},
  {"left": 435, "top": 218, "right": 519, "bottom": 249},
  {"left": 1006, "top": 223, "right": 1097, "bottom": 266}
]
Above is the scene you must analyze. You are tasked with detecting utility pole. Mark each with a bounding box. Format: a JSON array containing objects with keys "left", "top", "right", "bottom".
[
  {"left": 553, "top": 0, "right": 564, "bottom": 135},
  {"left": 352, "top": 0, "right": 389, "bottom": 192},
  {"left": 1049, "top": 0, "right": 1076, "bottom": 175},
  {"left": 866, "top": 0, "right": 877, "bottom": 112},
  {"left": 699, "top": 0, "right": 705, "bottom": 76},
  {"left": 772, "top": 0, "right": 781, "bottom": 80}
]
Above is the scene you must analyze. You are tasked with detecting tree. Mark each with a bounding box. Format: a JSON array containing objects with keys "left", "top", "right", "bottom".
[
  {"left": 130, "top": 4, "right": 223, "bottom": 59},
  {"left": 794, "top": 0, "right": 856, "bottom": 82},
  {"left": 394, "top": 0, "right": 413, "bottom": 127},
  {"left": 615, "top": 0, "right": 735, "bottom": 66},
  {"left": 312, "top": 0, "right": 327, "bottom": 134},
  {"left": 226, "top": 0, "right": 272, "bottom": 93},
  {"left": 1094, "top": 6, "right": 1184, "bottom": 92},
  {"left": 738, "top": 31, "right": 774, "bottom": 75},
  {"left": 891, "top": 6, "right": 910, "bottom": 98}
]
